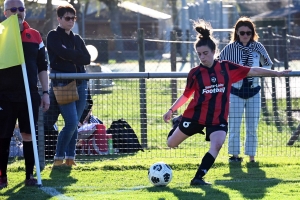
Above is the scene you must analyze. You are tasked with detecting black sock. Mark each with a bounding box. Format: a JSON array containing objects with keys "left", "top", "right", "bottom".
[
  {"left": 23, "top": 141, "right": 35, "bottom": 180},
  {"left": 0, "top": 138, "right": 11, "bottom": 178},
  {"left": 194, "top": 152, "right": 215, "bottom": 179}
]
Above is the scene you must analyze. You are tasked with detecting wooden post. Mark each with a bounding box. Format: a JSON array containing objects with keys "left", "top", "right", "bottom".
[
  {"left": 137, "top": 28, "right": 147, "bottom": 148},
  {"left": 282, "top": 28, "right": 293, "bottom": 128},
  {"left": 259, "top": 27, "right": 270, "bottom": 125},
  {"left": 170, "top": 31, "right": 177, "bottom": 116},
  {"left": 268, "top": 26, "right": 282, "bottom": 132}
]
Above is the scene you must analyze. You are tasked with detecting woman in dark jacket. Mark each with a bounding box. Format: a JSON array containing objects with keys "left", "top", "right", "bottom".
[{"left": 46, "top": 2, "right": 90, "bottom": 166}]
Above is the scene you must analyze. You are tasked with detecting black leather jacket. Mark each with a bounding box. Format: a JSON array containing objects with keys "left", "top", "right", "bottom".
[{"left": 46, "top": 26, "right": 90, "bottom": 73}]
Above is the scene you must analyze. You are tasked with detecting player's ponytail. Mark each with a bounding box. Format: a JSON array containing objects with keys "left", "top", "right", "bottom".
[{"left": 193, "top": 19, "right": 218, "bottom": 53}]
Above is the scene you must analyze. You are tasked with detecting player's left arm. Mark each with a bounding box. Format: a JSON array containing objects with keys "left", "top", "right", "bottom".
[{"left": 247, "top": 67, "right": 291, "bottom": 77}]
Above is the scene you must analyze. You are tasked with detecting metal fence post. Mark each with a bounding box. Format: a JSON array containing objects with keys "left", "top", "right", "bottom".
[{"left": 137, "top": 28, "right": 147, "bottom": 148}]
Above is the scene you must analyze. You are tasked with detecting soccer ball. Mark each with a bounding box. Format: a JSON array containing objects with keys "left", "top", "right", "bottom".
[{"left": 148, "top": 161, "right": 173, "bottom": 186}]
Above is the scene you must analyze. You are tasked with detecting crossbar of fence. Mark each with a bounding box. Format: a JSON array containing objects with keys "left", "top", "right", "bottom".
[
  {"left": 49, "top": 72, "right": 300, "bottom": 80},
  {"left": 37, "top": 26, "right": 300, "bottom": 168},
  {"left": 38, "top": 72, "right": 300, "bottom": 169}
]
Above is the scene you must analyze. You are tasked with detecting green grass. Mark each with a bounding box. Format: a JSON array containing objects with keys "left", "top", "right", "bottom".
[
  {"left": 3, "top": 78, "right": 300, "bottom": 199},
  {"left": 2, "top": 156, "right": 300, "bottom": 199}
]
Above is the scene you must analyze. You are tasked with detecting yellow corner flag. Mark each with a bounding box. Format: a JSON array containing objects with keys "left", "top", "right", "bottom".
[{"left": 0, "top": 15, "right": 25, "bottom": 69}]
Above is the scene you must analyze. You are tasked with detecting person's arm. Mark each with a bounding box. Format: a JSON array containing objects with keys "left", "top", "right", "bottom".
[
  {"left": 71, "top": 35, "right": 91, "bottom": 65},
  {"left": 163, "top": 95, "right": 189, "bottom": 123},
  {"left": 163, "top": 67, "right": 198, "bottom": 123},
  {"left": 38, "top": 70, "right": 50, "bottom": 112},
  {"left": 46, "top": 31, "right": 89, "bottom": 63},
  {"left": 36, "top": 37, "right": 50, "bottom": 112},
  {"left": 247, "top": 67, "right": 291, "bottom": 77}
]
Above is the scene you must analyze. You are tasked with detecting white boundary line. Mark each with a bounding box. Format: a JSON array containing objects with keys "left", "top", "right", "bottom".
[
  {"left": 40, "top": 187, "right": 74, "bottom": 200},
  {"left": 39, "top": 178, "right": 300, "bottom": 198}
]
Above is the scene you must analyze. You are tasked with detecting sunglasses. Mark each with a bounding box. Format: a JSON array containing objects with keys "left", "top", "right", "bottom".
[
  {"left": 5, "top": 7, "right": 25, "bottom": 12},
  {"left": 239, "top": 31, "right": 252, "bottom": 36},
  {"left": 62, "top": 16, "right": 77, "bottom": 22}
]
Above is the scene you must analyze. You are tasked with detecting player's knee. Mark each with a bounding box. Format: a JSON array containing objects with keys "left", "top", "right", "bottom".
[{"left": 167, "top": 139, "right": 178, "bottom": 148}]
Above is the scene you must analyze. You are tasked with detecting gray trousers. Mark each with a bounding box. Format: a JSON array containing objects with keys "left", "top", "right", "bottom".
[{"left": 228, "top": 93, "right": 261, "bottom": 156}]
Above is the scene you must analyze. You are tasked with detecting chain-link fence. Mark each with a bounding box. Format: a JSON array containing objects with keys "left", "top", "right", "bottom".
[{"left": 8, "top": 27, "right": 300, "bottom": 169}]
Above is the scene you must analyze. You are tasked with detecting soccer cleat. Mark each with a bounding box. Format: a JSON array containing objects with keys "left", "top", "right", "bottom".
[
  {"left": 0, "top": 177, "right": 8, "bottom": 189},
  {"left": 190, "top": 178, "right": 212, "bottom": 186},
  {"left": 229, "top": 156, "right": 243, "bottom": 162},
  {"left": 25, "top": 175, "right": 37, "bottom": 186}
]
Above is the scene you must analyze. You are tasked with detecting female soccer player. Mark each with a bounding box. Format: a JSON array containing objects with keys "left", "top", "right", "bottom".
[{"left": 163, "top": 19, "right": 291, "bottom": 186}]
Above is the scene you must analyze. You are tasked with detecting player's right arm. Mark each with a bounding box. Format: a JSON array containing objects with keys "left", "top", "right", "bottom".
[{"left": 163, "top": 95, "right": 189, "bottom": 123}]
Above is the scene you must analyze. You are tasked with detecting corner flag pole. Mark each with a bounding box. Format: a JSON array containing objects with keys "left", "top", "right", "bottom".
[{"left": 21, "top": 63, "right": 42, "bottom": 186}]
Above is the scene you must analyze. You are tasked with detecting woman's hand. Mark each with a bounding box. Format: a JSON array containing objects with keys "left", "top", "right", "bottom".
[{"left": 163, "top": 109, "right": 173, "bottom": 123}]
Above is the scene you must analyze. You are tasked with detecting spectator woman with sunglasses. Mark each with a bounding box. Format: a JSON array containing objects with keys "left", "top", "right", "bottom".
[
  {"left": 219, "top": 16, "right": 273, "bottom": 163},
  {"left": 46, "top": 2, "right": 90, "bottom": 167}
]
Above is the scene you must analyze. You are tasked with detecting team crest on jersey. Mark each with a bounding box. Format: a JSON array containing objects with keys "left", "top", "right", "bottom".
[
  {"left": 211, "top": 76, "right": 216, "bottom": 83},
  {"left": 26, "top": 33, "right": 31, "bottom": 39}
]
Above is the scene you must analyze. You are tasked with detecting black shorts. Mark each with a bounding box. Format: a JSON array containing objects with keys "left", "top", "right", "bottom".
[
  {"left": 0, "top": 93, "right": 40, "bottom": 138},
  {"left": 178, "top": 117, "right": 228, "bottom": 141}
]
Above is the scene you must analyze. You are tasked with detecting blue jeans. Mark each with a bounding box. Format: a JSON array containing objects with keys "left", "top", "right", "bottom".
[{"left": 54, "top": 80, "right": 87, "bottom": 160}]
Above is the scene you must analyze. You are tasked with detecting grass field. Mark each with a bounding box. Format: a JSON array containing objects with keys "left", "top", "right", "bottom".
[
  {"left": 2, "top": 78, "right": 300, "bottom": 199},
  {"left": 1, "top": 156, "right": 300, "bottom": 200}
]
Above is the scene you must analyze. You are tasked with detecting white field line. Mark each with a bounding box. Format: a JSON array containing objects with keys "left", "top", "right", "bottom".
[
  {"left": 39, "top": 178, "right": 300, "bottom": 198},
  {"left": 40, "top": 187, "right": 74, "bottom": 200}
]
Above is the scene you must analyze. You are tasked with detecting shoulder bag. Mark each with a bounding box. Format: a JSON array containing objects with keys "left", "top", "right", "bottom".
[{"left": 53, "top": 80, "right": 79, "bottom": 105}]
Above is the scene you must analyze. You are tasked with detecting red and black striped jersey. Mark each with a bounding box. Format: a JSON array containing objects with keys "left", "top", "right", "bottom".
[
  {"left": 0, "top": 21, "right": 47, "bottom": 102},
  {"left": 182, "top": 60, "right": 250, "bottom": 125}
]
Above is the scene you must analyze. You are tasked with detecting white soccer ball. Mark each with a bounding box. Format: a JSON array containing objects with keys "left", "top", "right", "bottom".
[{"left": 148, "top": 161, "right": 173, "bottom": 186}]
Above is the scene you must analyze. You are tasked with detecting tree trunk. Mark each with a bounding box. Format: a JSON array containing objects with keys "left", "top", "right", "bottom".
[
  {"left": 100, "top": 0, "right": 125, "bottom": 62},
  {"left": 42, "top": 0, "right": 53, "bottom": 38}
]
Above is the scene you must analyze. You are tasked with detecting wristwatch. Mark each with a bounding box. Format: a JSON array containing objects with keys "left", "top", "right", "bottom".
[{"left": 43, "top": 91, "right": 49, "bottom": 95}]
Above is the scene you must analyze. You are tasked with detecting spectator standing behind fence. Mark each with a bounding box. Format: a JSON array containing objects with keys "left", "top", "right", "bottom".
[
  {"left": 43, "top": 86, "right": 94, "bottom": 160},
  {"left": 163, "top": 19, "right": 290, "bottom": 186},
  {"left": 0, "top": 0, "right": 50, "bottom": 189},
  {"left": 46, "top": 2, "right": 90, "bottom": 167},
  {"left": 219, "top": 17, "right": 273, "bottom": 163}
]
